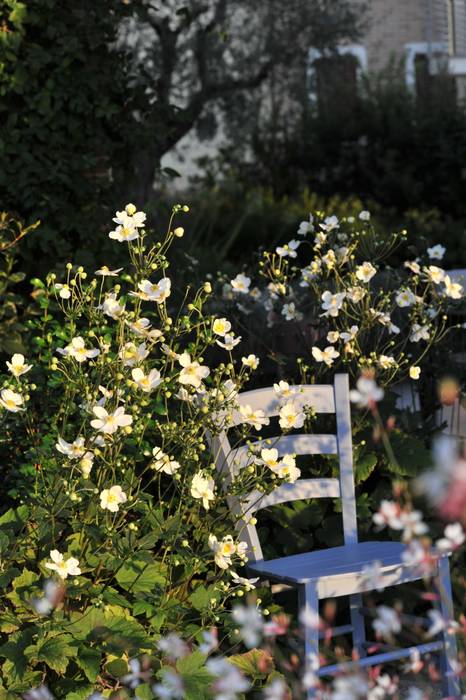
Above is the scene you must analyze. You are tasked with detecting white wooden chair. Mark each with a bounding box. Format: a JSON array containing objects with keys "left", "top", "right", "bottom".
[{"left": 209, "top": 374, "right": 460, "bottom": 697}]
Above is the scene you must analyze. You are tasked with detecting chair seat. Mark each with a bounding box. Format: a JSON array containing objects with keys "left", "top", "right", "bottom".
[{"left": 247, "top": 541, "right": 438, "bottom": 598}]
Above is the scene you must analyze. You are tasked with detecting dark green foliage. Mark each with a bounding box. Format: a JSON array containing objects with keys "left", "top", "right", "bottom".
[{"left": 0, "top": 0, "right": 140, "bottom": 274}]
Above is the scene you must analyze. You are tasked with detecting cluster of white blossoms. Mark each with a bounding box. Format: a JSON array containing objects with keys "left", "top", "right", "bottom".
[
  {"left": 223, "top": 211, "right": 463, "bottom": 384},
  {"left": 257, "top": 448, "right": 301, "bottom": 483},
  {"left": 208, "top": 534, "right": 248, "bottom": 569}
]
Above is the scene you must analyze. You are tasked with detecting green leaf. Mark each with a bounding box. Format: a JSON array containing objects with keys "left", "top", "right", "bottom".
[
  {"left": 105, "top": 656, "right": 129, "bottom": 678},
  {"left": 75, "top": 647, "right": 101, "bottom": 682},
  {"left": 0, "top": 505, "right": 29, "bottom": 533},
  {"left": 388, "top": 432, "right": 432, "bottom": 477},
  {"left": 90, "top": 616, "right": 151, "bottom": 654},
  {"left": 189, "top": 585, "right": 212, "bottom": 612},
  {"left": 354, "top": 452, "right": 377, "bottom": 483},
  {"left": 0, "top": 628, "right": 35, "bottom": 682},
  {"left": 6, "top": 569, "right": 40, "bottom": 610},
  {"left": 115, "top": 559, "right": 165, "bottom": 593},
  {"left": 65, "top": 688, "right": 96, "bottom": 700},
  {"left": 228, "top": 648, "right": 274, "bottom": 678},
  {"left": 24, "top": 634, "right": 74, "bottom": 674},
  {"left": 135, "top": 684, "right": 155, "bottom": 700},
  {"left": 0, "top": 610, "right": 20, "bottom": 633},
  {"left": 176, "top": 651, "right": 207, "bottom": 675}
]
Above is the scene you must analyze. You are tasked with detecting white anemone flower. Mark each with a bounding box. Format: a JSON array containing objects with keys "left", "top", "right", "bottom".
[
  {"left": 109, "top": 221, "right": 139, "bottom": 243},
  {"left": 372, "top": 605, "right": 401, "bottom": 640},
  {"left": 321, "top": 290, "right": 346, "bottom": 317},
  {"left": 241, "top": 354, "right": 259, "bottom": 370},
  {"left": 395, "top": 288, "right": 416, "bottom": 307},
  {"left": 346, "top": 285, "right": 366, "bottom": 303},
  {"left": 409, "top": 366, "right": 421, "bottom": 380},
  {"left": 410, "top": 323, "right": 430, "bottom": 343},
  {"left": 297, "top": 214, "right": 314, "bottom": 236},
  {"left": 276, "top": 239, "right": 300, "bottom": 258},
  {"left": 359, "top": 210, "right": 371, "bottom": 221},
  {"left": 319, "top": 215, "right": 339, "bottom": 232},
  {"left": 119, "top": 342, "right": 149, "bottom": 367},
  {"left": 312, "top": 345, "right": 340, "bottom": 366},
  {"left": 95, "top": 266, "right": 123, "bottom": 277},
  {"left": 279, "top": 402, "right": 305, "bottom": 430},
  {"left": 90, "top": 405, "right": 133, "bottom": 434},
  {"left": 191, "top": 472, "right": 215, "bottom": 509},
  {"left": 136, "top": 278, "right": 171, "bottom": 304},
  {"left": 58, "top": 336, "right": 100, "bottom": 363},
  {"left": 45, "top": 550, "right": 81, "bottom": 579},
  {"left": 55, "top": 436, "right": 86, "bottom": 459},
  {"left": 100, "top": 293, "right": 125, "bottom": 319},
  {"left": 178, "top": 352, "right": 210, "bottom": 388},
  {"left": 216, "top": 333, "right": 241, "bottom": 350},
  {"left": 270, "top": 454, "right": 301, "bottom": 482},
  {"left": 238, "top": 404, "right": 269, "bottom": 430},
  {"left": 349, "top": 377, "right": 384, "bottom": 408},
  {"left": 427, "top": 243, "right": 445, "bottom": 260},
  {"left": 273, "top": 380, "right": 298, "bottom": 399},
  {"left": 113, "top": 204, "right": 146, "bottom": 228},
  {"left": 151, "top": 447, "right": 180, "bottom": 475},
  {"left": 79, "top": 452, "right": 94, "bottom": 478},
  {"left": 212, "top": 318, "right": 232, "bottom": 336},
  {"left": 6, "top": 353, "right": 32, "bottom": 377},
  {"left": 131, "top": 367, "right": 162, "bottom": 392},
  {"left": 54, "top": 283, "right": 72, "bottom": 299},
  {"left": 436, "top": 523, "right": 465, "bottom": 552},
  {"left": 100, "top": 485, "right": 127, "bottom": 512},
  {"left": 208, "top": 534, "right": 237, "bottom": 569},
  {"left": 230, "top": 571, "right": 259, "bottom": 590},
  {"left": 0, "top": 389, "right": 24, "bottom": 412},
  {"left": 231, "top": 273, "right": 251, "bottom": 294},
  {"left": 355, "top": 261, "right": 377, "bottom": 283},
  {"left": 424, "top": 265, "right": 445, "bottom": 284},
  {"left": 444, "top": 275, "right": 463, "bottom": 299}
]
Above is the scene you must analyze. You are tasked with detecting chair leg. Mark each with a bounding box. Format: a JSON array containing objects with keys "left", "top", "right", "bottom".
[
  {"left": 299, "top": 582, "right": 320, "bottom": 699},
  {"left": 349, "top": 592, "right": 366, "bottom": 659},
  {"left": 436, "top": 557, "right": 460, "bottom": 698}
]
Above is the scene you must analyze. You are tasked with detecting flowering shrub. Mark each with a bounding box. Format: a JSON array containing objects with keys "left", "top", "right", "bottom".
[{"left": 0, "top": 204, "right": 302, "bottom": 698}]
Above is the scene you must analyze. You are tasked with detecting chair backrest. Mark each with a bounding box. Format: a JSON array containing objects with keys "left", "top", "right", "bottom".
[{"left": 208, "top": 374, "right": 357, "bottom": 562}]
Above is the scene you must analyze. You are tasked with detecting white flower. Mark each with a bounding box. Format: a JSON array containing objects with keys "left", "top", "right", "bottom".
[
  {"left": 327, "top": 331, "right": 340, "bottom": 343},
  {"left": 396, "top": 288, "right": 416, "bottom": 307},
  {"left": 131, "top": 367, "right": 162, "bottom": 392},
  {"left": 409, "top": 366, "right": 421, "bottom": 380},
  {"left": 151, "top": 447, "right": 180, "bottom": 475},
  {"left": 119, "top": 342, "right": 149, "bottom": 367},
  {"left": 0, "top": 389, "right": 24, "bottom": 412},
  {"left": 239, "top": 404, "right": 270, "bottom": 430},
  {"left": 321, "top": 290, "right": 346, "bottom": 317},
  {"left": 54, "top": 283, "right": 71, "bottom": 299},
  {"left": 207, "top": 657, "right": 250, "bottom": 696},
  {"left": 276, "top": 239, "right": 300, "bottom": 258},
  {"left": 314, "top": 231, "right": 327, "bottom": 246},
  {"left": 399, "top": 510, "right": 428, "bottom": 541},
  {"left": 270, "top": 454, "right": 301, "bottom": 482},
  {"left": 273, "top": 380, "right": 298, "bottom": 399},
  {"left": 100, "top": 485, "right": 127, "bottom": 512},
  {"left": 346, "top": 285, "right": 366, "bottom": 303},
  {"left": 191, "top": 472, "right": 215, "bottom": 510},
  {"left": 100, "top": 293, "right": 125, "bottom": 319},
  {"left": 90, "top": 405, "right": 133, "bottom": 434},
  {"left": 157, "top": 633, "right": 189, "bottom": 660},
  {"left": 373, "top": 500, "right": 402, "bottom": 530},
  {"left": 355, "top": 261, "right": 377, "bottom": 283},
  {"left": 208, "top": 534, "right": 237, "bottom": 569},
  {"left": 109, "top": 221, "right": 139, "bottom": 243},
  {"left": 153, "top": 670, "right": 185, "bottom": 699},
  {"left": 297, "top": 214, "right": 313, "bottom": 236},
  {"left": 45, "top": 550, "right": 81, "bottom": 579},
  {"left": 136, "top": 278, "right": 171, "bottom": 304},
  {"left": 263, "top": 679, "right": 288, "bottom": 700},
  {"left": 216, "top": 333, "right": 241, "bottom": 350},
  {"left": 55, "top": 436, "right": 86, "bottom": 459},
  {"left": 361, "top": 560, "right": 385, "bottom": 592},
  {"left": 126, "top": 317, "right": 152, "bottom": 336},
  {"left": 359, "top": 210, "right": 371, "bottom": 221},
  {"left": 300, "top": 261, "right": 321, "bottom": 286},
  {"left": 95, "top": 266, "right": 123, "bottom": 277},
  {"left": 340, "top": 325, "right": 358, "bottom": 344},
  {"left": 378, "top": 355, "right": 397, "bottom": 370},
  {"left": 373, "top": 605, "right": 401, "bottom": 640},
  {"left": 79, "top": 452, "right": 94, "bottom": 478},
  {"left": 410, "top": 323, "right": 430, "bottom": 343},
  {"left": 231, "top": 273, "right": 251, "bottom": 294},
  {"left": 404, "top": 260, "right": 421, "bottom": 274},
  {"left": 425, "top": 609, "right": 459, "bottom": 638},
  {"left": 58, "top": 336, "right": 100, "bottom": 363},
  {"left": 424, "top": 265, "right": 445, "bottom": 284},
  {"left": 436, "top": 522, "right": 465, "bottom": 552},
  {"left": 231, "top": 604, "right": 264, "bottom": 648},
  {"left": 427, "top": 243, "right": 445, "bottom": 260},
  {"left": 258, "top": 448, "right": 280, "bottom": 469},
  {"left": 322, "top": 249, "right": 336, "bottom": 269},
  {"left": 114, "top": 204, "right": 146, "bottom": 228},
  {"left": 319, "top": 215, "right": 339, "bottom": 232},
  {"left": 279, "top": 402, "right": 305, "bottom": 430},
  {"left": 282, "top": 301, "right": 302, "bottom": 321},
  {"left": 444, "top": 274, "right": 463, "bottom": 299},
  {"left": 6, "top": 353, "right": 32, "bottom": 377},
  {"left": 230, "top": 572, "right": 259, "bottom": 590},
  {"left": 212, "top": 318, "right": 232, "bottom": 336},
  {"left": 371, "top": 309, "right": 400, "bottom": 334},
  {"left": 178, "top": 352, "right": 210, "bottom": 388},
  {"left": 312, "top": 345, "right": 340, "bottom": 367},
  {"left": 241, "top": 354, "right": 259, "bottom": 370},
  {"left": 331, "top": 674, "right": 368, "bottom": 700},
  {"left": 350, "top": 377, "right": 384, "bottom": 408}
]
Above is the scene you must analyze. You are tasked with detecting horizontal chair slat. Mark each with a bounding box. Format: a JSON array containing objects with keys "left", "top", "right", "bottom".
[
  {"left": 231, "top": 385, "right": 335, "bottom": 425},
  {"left": 242, "top": 478, "right": 341, "bottom": 514},
  {"left": 316, "top": 641, "right": 444, "bottom": 676}
]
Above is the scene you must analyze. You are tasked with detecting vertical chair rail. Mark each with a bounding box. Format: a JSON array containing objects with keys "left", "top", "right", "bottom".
[{"left": 334, "top": 374, "right": 358, "bottom": 545}]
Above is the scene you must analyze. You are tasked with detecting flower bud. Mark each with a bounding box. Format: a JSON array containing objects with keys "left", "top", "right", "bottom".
[{"left": 174, "top": 227, "right": 184, "bottom": 238}]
